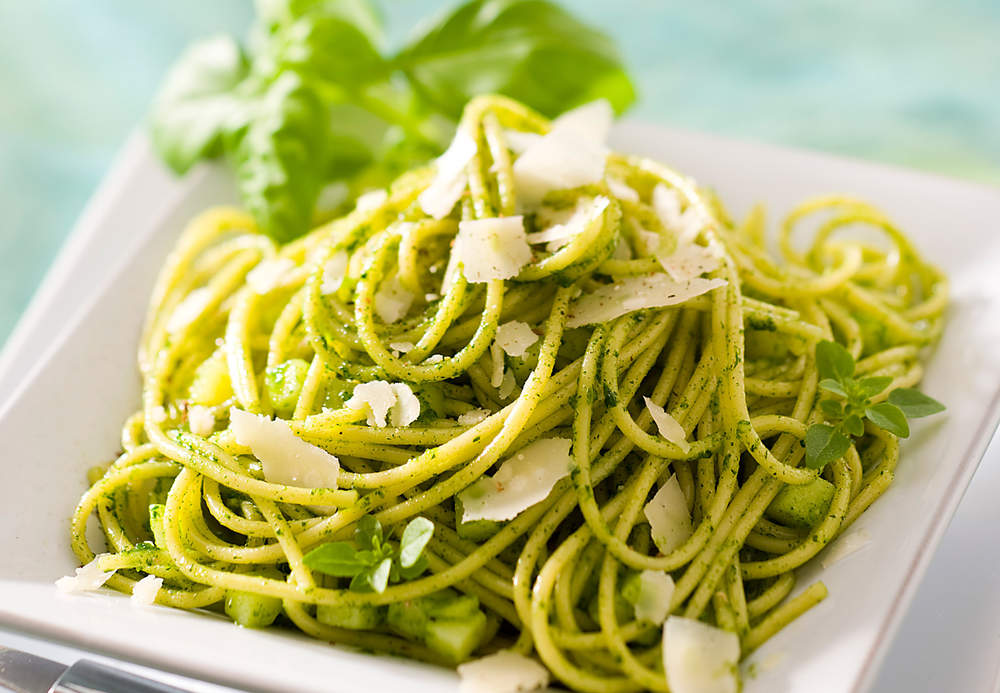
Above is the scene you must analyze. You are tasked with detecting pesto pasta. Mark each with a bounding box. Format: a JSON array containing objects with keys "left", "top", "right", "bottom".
[{"left": 67, "top": 95, "right": 947, "bottom": 692}]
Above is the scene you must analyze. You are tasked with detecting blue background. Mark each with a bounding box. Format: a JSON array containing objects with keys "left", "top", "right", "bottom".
[{"left": 1, "top": 0, "right": 998, "bottom": 346}]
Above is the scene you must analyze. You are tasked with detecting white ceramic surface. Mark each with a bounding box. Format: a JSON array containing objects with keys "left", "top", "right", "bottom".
[{"left": 1, "top": 124, "right": 999, "bottom": 693}]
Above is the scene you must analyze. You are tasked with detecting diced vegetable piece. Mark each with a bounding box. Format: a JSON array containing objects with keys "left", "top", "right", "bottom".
[
  {"left": 765, "top": 477, "right": 835, "bottom": 529},
  {"left": 189, "top": 348, "right": 233, "bottom": 406},
  {"left": 424, "top": 611, "right": 488, "bottom": 663},
  {"left": 224, "top": 590, "right": 283, "bottom": 628},
  {"left": 387, "top": 599, "right": 430, "bottom": 639},
  {"left": 317, "top": 602, "right": 384, "bottom": 630},
  {"left": 424, "top": 593, "right": 481, "bottom": 621},
  {"left": 263, "top": 358, "right": 310, "bottom": 416}
]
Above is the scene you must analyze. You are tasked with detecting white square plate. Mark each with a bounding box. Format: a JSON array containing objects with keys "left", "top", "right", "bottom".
[{"left": 2, "top": 123, "right": 999, "bottom": 693}]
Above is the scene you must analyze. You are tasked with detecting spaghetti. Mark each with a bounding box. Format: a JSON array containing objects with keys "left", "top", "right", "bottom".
[{"left": 68, "top": 95, "right": 947, "bottom": 692}]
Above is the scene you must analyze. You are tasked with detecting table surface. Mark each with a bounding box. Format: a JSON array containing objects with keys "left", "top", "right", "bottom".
[{"left": 2, "top": 2, "right": 999, "bottom": 692}]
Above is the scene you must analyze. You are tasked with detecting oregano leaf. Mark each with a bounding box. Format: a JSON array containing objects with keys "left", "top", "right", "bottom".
[{"left": 865, "top": 402, "right": 910, "bottom": 438}]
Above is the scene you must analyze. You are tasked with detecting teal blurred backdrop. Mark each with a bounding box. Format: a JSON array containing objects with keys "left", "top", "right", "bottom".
[{"left": 1, "top": 0, "right": 998, "bottom": 346}]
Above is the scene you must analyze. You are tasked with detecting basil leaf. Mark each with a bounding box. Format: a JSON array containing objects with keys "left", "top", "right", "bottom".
[
  {"left": 150, "top": 36, "right": 252, "bottom": 174},
  {"left": 866, "top": 403, "right": 910, "bottom": 438},
  {"left": 369, "top": 557, "right": 392, "bottom": 593},
  {"left": 399, "top": 517, "right": 434, "bottom": 568},
  {"left": 819, "top": 399, "right": 844, "bottom": 420},
  {"left": 398, "top": 555, "right": 429, "bottom": 580},
  {"left": 843, "top": 413, "right": 865, "bottom": 437},
  {"left": 397, "top": 0, "right": 636, "bottom": 119},
  {"left": 257, "top": 0, "right": 384, "bottom": 46},
  {"left": 228, "top": 72, "right": 328, "bottom": 242},
  {"left": 354, "top": 514, "right": 383, "bottom": 550},
  {"left": 266, "top": 16, "right": 389, "bottom": 87},
  {"left": 888, "top": 388, "right": 946, "bottom": 418},
  {"left": 303, "top": 541, "right": 367, "bottom": 576},
  {"left": 815, "top": 341, "right": 855, "bottom": 382},
  {"left": 804, "top": 423, "right": 852, "bottom": 469},
  {"left": 818, "top": 378, "right": 847, "bottom": 398},
  {"left": 855, "top": 376, "right": 893, "bottom": 399}
]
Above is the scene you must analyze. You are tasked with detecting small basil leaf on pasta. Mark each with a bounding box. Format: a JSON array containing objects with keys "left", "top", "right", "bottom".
[
  {"left": 815, "top": 340, "right": 855, "bottom": 382},
  {"left": 889, "top": 388, "right": 946, "bottom": 418},
  {"left": 399, "top": 517, "right": 434, "bottom": 568},
  {"left": 805, "top": 423, "right": 852, "bottom": 469},
  {"left": 865, "top": 403, "right": 910, "bottom": 438},
  {"left": 304, "top": 541, "right": 368, "bottom": 577}
]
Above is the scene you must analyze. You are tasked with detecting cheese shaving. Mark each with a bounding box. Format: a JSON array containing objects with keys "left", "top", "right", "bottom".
[
  {"left": 644, "top": 474, "right": 693, "bottom": 555},
  {"left": 662, "top": 616, "right": 740, "bottom": 693},
  {"left": 457, "top": 650, "right": 550, "bottom": 693},
  {"left": 345, "top": 381, "right": 421, "bottom": 428},
  {"left": 458, "top": 408, "right": 491, "bottom": 426},
  {"left": 374, "top": 272, "right": 415, "bottom": 324},
  {"left": 566, "top": 274, "right": 727, "bottom": 328},
  {"left": 459, "top": 438, "right": 572, "bottom": 522},
  {"left": 320, "top": 250, "right": 349, "bottom": 295},
  {"left": 643, "top": 397, "right": 690, "bottom": 452},
  {"left": 56, "top": 557, "right": 115, "bottom": 593},
  {"left": 188, "top": 405, "right": 216, "bottom": 436},
  {"left": 634, "top": 570, "right": 675, "bottom": 625},
  {"left": 131, "top": 575, "right": 163, "bottom": 606},
  {"left": 230, "top": 408, "right": 340, "bottom": 489},
  {"left": 454, "top": 216, "right": 532, "bottom": 282},
  {"left": 419, "top": 130, "right": 477, "bottom": 219},
  {"left": 495, "top": 321, "right": 538, "bottom": 357}
]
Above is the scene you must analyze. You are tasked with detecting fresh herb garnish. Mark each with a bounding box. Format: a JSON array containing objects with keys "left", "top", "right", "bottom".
[
  {"left": 303, "top": 515, "right": 434, "bottom": 592},
  {"left": 804, "top": 340, "right": 945, "bottom": 469},
  {"left": 150, "top": 0, "right": 635, "bottom": 242}
]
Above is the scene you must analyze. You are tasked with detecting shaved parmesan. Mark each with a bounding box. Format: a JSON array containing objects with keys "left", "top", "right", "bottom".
[
  {"left": 639, "top": 229, "right": 662, "bottom": 255},
  {"left": 526, "top": 196, "right": 610, "bottom": 252},
  {"left": 389, "top": 341, "right": 415, "bottom": 353},
  {"left": 345, "top": 381, "right": 420, "bottom": 428},
  {"left": 653, "top": 184, "right": 710, "bottom": 244},
  {"left": 455, "top": 216, "right": 532, "bottom": 282},
  {"left": 820, "top": 528, "right": 871, "bottom": 569},
  {"left": 459, "top": 438, "right": 572, "bottom": 522},
  {"left": 504, "top": 129, "right": 542, "bottom": 155},
  {"left": 643, "top": 397, "right": 690, "bottom": 453},
  {"left": 149, "top": 405, "right": 168, "bottom": 423},
  {"left": 374, "top": 273, "right": 415, "bottom": 324},
  {"left": 565, "top": 274, "right": 727, "bottom": 328},
  {"left": 663, "top": 616, "right": 740, "bottom": 693},
  {"left": 457, "top": 650, "right": 550, "bottom": 693},
  {"left": 56, "top": 557, "right": 114, "bottom": 593},
  {"left": 355, "top": 188, "right": 388, "bottom": 214},
  {"left": 131, "top": 575, "right": 163, "bottom": 606},
  {"left": 490, "top": 342, "right": 506, "bottom": 387},
  {"left": 458, "top": 408, "right": 491, "bottom": 426},
  {"left": 644, "top": 474, "right": 693, "bottom": 555},
  {"left": 247, "top": 258, "right": 295, "bottom": 294},
  {"left": 425, "top": 354, "right": 444, "bottom": 364},
  {"left": 657, "top": 243, "right": 721, "bottom": 283},
  {"left": 230, "top": 409, "right": 340, "bottom": 490},
  {"left": 608, "top": 176, "right": 640, "bottom": 202},
  {"left": 320, "top": 250, "right": 349, "bottom": 295},
  {"left": 498, "top": 369, "right": 518, "bottom": 400},
  {"left": 496, "top": 321, "right": 538, "bottom": 357},
  {"left": 420, "top": 130, "right": 477, "bottom": 219},
  {"left": 551, "top": 99, "right": 613, "bottom": 143},
  {"left": 634, "top": 570, "right": 675, "bottom": 625},
  {"left": 188, "top": 405, "right": 216, "bottom": 436},
  {"left": 512, "top": 114, "right": 609, "bottom": 207},
  {"left": 167, "top": 288, "right": 211, "bottom": 333}
]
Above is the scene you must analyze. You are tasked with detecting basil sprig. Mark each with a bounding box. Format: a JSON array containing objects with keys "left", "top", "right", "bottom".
[
  {"left": 304, "top": 515, "right": 434, "bottom": 593},
  {"left": 150, "top": 0, "right": 636, "bottom": 243},
  {"left": 804, "top": 340, "right": 945, "bottom": 470}
]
